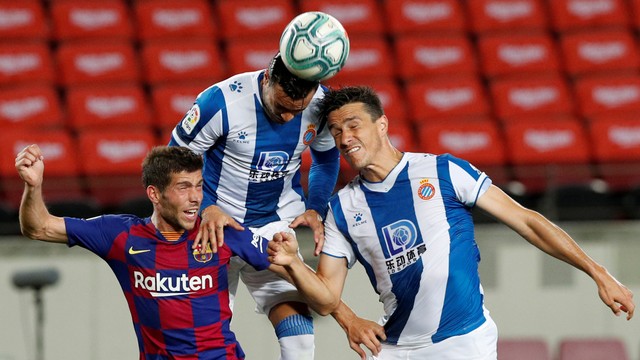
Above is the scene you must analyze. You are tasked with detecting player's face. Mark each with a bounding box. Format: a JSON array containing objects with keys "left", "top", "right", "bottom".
[
  {"left": 262, "top": 82, "right": 314, "bottom": 124},
  {"left": 155, "top": 170, "right": 203, "bottom": 232},
  {"left": 327, "top": 102, "right": 384, "bottom": 171}
]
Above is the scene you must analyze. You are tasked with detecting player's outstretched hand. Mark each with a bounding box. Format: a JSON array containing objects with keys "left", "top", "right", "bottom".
[
  {"left": 15, "top": 144, "right": 45, "bottom": 187},
  {"left": 596, "top": 269, "right": 635, "bottom": 320},
  {"left": 194, "top": 205, "right": 244, "bottom": 254},
  {"left": 289, "top": 209, "right": 325, "bottom": 256},
  {"left": 267, "top": 232, "right": 299, "bottom": 266},
  {"left": 344, "top": 316, "right": 386, "bottom": 360}
]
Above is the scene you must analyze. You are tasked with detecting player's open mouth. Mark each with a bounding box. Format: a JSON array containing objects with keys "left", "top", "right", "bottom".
[
  {"left": 345, "top": 146, "right": 360, "bottom": 155},
  {"left": 184, "top": 210, "right": 197, "bottom": 219}
]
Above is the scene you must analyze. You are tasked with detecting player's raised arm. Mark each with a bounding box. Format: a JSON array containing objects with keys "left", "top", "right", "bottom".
[
  {"left": 478, "top": 184, "right": 635, "bottom": 320},
  {"left": 16, "top": 144, "right": 68, "bottom": 243}
]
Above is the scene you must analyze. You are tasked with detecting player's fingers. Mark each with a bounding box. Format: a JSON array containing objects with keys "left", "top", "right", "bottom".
[
  {"left": 348, "top": 341, "right": 366, "bottom": 360},
  {"left": 228, "top": 218, "right": 244, "bottom": 231},
  {"left": 374, "top": 326, "right": 387, "bottom": 341},
  {"left": 192, "top": 228, "right": 204, "bottom": 249}
]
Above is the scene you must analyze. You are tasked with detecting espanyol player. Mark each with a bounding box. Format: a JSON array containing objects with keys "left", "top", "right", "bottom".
[
  {"left": 16, "top": 145, "right": 285, "bottom": 360},
  {"left": 268, "top": 86, "right": 635, "bottom": 360},
  {"left": 169, "top": 53, "right": 346, "bottom": 359}
]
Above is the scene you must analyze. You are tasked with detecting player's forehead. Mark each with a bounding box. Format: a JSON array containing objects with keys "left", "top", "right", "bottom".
[
  {"left": 168, "top": 170, "right": 202, "bottom": 186},
  {"left": 272, "top": 84, "right": 313, "bottom": 111},
  {"left": 327, "top": 102, "right": 368, "bottom": 126}
]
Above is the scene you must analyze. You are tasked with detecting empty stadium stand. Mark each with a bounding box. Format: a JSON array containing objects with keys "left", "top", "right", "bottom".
[{"left": 2, "top": 0, "right": 640, "bottom": 228}]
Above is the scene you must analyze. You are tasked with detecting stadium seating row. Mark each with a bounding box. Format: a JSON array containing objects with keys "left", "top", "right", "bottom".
[
  {"left": 3, "top": 0, "right": 640, "bottom": 41},
  {"left": 2, "top": 0, "right": 640, "bottom": 220},
  {"left": 497, "top": 337, "right": 631, "bottom": 360}
]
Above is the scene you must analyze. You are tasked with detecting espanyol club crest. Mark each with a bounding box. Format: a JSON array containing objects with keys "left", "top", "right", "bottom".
[
  {"left": 302, "top": 125, "right": 317, "bottom": 145},
  {"left": 193, "top": 243, "right": 213, "bottom": 263},
  {"left": 417, "top": 179, "right": 436, "bottom": 200}
]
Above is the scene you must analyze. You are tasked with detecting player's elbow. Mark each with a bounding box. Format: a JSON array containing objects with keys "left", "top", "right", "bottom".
[{"left": 311, "top": 297, "right": 341, "bottom": 316}]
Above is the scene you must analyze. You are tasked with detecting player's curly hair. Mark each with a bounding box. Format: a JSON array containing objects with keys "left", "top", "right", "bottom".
[
  {"left": 141, "top": 146, "right": 203, "bottom": 192},
  {"left": 267, "top": 53, "right": 319, "bottom": 100},
  {"left": 317, "top": 86, "right": 385, "bottom": 124}
]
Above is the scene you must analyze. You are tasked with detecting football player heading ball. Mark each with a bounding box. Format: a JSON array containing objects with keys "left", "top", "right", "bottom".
[{"left": 169, "top": 11, "right": 381, "bottom": 360}]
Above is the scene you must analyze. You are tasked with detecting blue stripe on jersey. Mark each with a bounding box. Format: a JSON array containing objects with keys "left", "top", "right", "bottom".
[
  {"left": 331, "top": 197, "right": 380, "bottom": 294},
  {"left": 432, "top": 156, "right": 485, "bottom": 343},
  {"left": 362, "top": 166, "right": 425, "bottom": 345},
  {"left": 243, "top": 95, "right": 303, "bottom": 225},
  {"left": 201, "top": 89, "right": 230, "bottom": 211}
]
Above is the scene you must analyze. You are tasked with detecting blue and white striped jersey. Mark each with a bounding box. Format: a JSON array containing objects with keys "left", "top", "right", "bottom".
[
  {"left": 323, "top": 152, "right": 493, "bottom": 346},
  {"left": 170, "top": 70, "right": 336, "bottom": 226}
]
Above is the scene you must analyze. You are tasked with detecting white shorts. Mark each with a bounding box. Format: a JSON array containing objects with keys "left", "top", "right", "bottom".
[
  {"left": 227, "top": 220, "right": 305, "bottom": 315},
  {"left": 370, "top": 317, "right": 498, "bottom": 360}
]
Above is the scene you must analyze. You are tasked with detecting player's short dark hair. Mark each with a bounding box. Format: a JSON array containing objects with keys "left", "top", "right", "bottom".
[
  {"left": 142, "top": 146, "right": 203, "bottom": 192},
  {"left": 267, "top": 53, "right": 319, "bottom": 100},
  {"left": 317, "top": 86, "right": 385, "bottom": 123}
]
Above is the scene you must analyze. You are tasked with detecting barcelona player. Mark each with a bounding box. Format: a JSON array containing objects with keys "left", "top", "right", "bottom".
[
  {"left": 268, "top": 86, "right": 635, "bottom": 359},
  {"left": 169, "top": 53, "right": 342, "bottom": 359},
  {"left": 16, "top": 145, "right": 281, "bottom": 360}
]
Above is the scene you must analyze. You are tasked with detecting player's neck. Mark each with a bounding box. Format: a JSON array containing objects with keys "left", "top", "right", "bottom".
[{"left": 360, "top": 146, "right": 403, "bottom": 183}]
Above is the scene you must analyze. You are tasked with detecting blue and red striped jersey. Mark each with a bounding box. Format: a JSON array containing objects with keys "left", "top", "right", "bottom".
[{"left": 65, "top": 214, "right": 270, "bottom": 360}]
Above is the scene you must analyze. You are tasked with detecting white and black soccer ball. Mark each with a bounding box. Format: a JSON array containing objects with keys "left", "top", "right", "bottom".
[{"left": 279, "top": 11, "right": 350, "bottom": 82}]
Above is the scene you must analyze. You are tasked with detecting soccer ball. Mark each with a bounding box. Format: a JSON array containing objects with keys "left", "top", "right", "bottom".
[{"left": 279, "top": 11, "right": 350, "bottom": 81}]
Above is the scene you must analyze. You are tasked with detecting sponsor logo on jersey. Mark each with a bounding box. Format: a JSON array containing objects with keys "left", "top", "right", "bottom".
[
  {"left": 417, "top": 179, "right": 436, "bottom": 200},
  {"left": 249, "top": 151, "right": 290, "bottom": 182},
  {"left": 133, "top": 271, "right": 214, "bottom": 297},
  {"left": 181, "top": 104, "right": 200, "bottom": 135},
  {"left": 382, "top": 219, "right": 426, "bottom": 274},
  {"left": 302, "top": 125, "right": 317, "bottom": 145},
  {"left": 193, "top": 243, "right": 213, "bottom": 263}
]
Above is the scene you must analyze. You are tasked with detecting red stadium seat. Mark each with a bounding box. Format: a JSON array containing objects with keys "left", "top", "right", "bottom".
[
  {"left": 56, "top": 41, "right": 139, "bottom": 86},
  {"left": 65, "top": 84, "right": 152, "bottom": 131},
  {"left": 503, "top": 116, "right": 592, "bottom": 193},
  {"left": 50, "top": 0, "right": 133, "bottom": 41},
  {"left": 419, "top": 118, "right": 508, "bottom": 184},
  {"left": 631, "top": 0, "right": 640, "bottom": 28},
  {"left": 466, "top": 0, "right": 547, "bottom": 34},
  {"left": 325, "top": 36, "right": 395, "bottom": 84},
  {"left": 0, "top": 129, "right": 83, "bottom": 209},
  {"left": 418, "top": 119, "right": 505, "bottom": 166},
  {"left": 393, "top": 33, "right": 477, "bottom": 81},
  {"left": 216, "top": 0, "right": 295, "bottom": 41},
  {"left": 477, "top": 32, "right": 561, "bottom": 78},
  {"left": 0, "top": 42, "right": 55, "bottom": 86},
  {"left": 299, "top": 0, "right": 383, "bottom": 36},
  {"left": 77, "top": 129, "right": 157, "bottom": 207},
  {"left": 560, "top": 29, "right": 640, "bottom": 77},
  {"left": 558, "top": 338, "right": 629, "bottom": 360},
  {"left": 151, "top": 83, "right": 204, "bottom": 132},
  {"left": 574, "top": 74, "right": 640, "bottom": 118},
  {"left": 140, "top": 39, "right": 224, "bottom": 86},
  {"left": 0, "top": 1, "right": 49, "bottom": 40},
  {"left": 406, "top": 76, "right": 491, "bottom": 123},
  {"left": 489, "top": 75, "right": 574, "bottom": 122},
  {"left": 225, "top": 39, "right": 278, "bottom": 76},
  {"left": 497, "top": 338, "right": 551, "bottom": 360},
  {"left": 134, "top": 0, "right": 216, "bottom": 41},
  {"left": 548, "top": 0, "right": 629, "bottom": 32},
  {"left": 0, "top": 84, "right": 64, "bottom": 130},
  {"left": 589, "top": 115, "right": 640, "bottom": 190},
  {"left": 384, "top": 0, "right": 466, "bottom": 35}
]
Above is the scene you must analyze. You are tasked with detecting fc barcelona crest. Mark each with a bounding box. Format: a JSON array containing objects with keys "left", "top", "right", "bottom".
[{"left": 193, "top": 243, "right": 213, "bottom": 263}]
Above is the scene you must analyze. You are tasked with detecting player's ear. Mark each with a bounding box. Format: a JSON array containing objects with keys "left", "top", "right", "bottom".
[
  {"left": 377, "top": 115, "right": 389, "bottom": 135},
  {"left": 147, "top": 185, "right": 160, "bottom": 204}
]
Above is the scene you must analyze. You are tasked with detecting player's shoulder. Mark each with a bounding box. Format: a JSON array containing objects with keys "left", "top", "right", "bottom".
[{"left": 196, "top": 71, "right": 260, "bottom": 108}]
